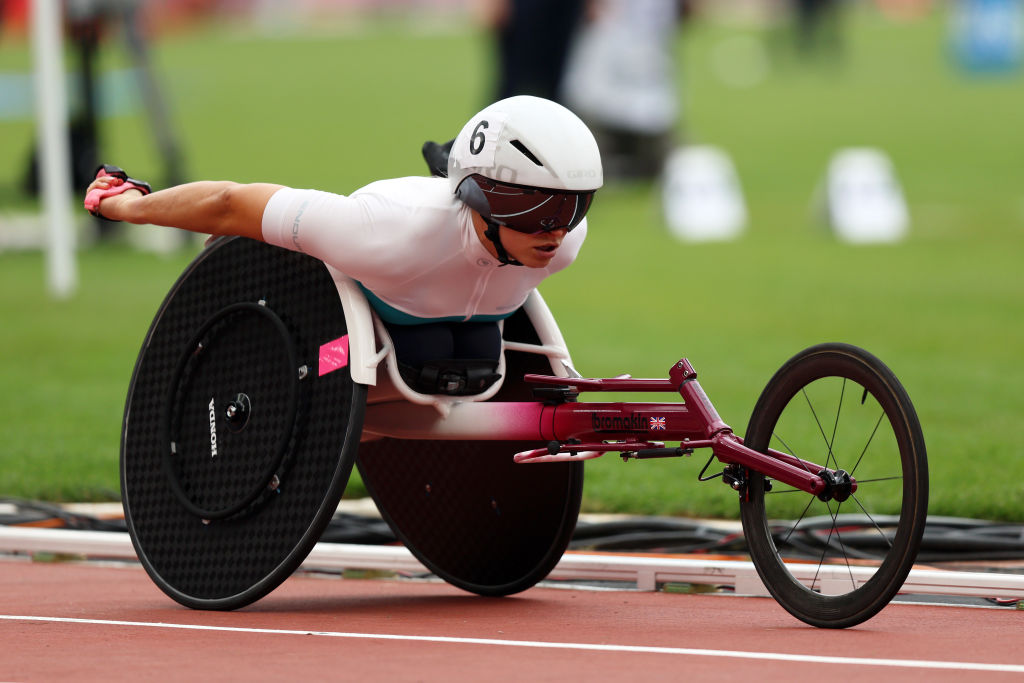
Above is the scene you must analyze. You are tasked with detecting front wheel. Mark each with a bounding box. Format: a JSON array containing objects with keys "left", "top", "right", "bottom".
[{"left": 740, "top": 343, "right": 928, "bottom": 628}]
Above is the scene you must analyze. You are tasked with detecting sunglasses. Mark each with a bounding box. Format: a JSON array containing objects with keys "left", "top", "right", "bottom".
[{"left": 468, "top": 175, "right": 595, "bottom": 235}]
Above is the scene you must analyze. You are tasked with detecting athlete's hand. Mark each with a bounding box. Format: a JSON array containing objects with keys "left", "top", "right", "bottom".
[
  {"left": 83, "top": 165, "right": 151, "bottom": 220},
  {"left": 84, "top": 175, "right": 142, "bottom": 220},
  {"left": 85, "top": 173, "right": 123, "bottom": 194}
]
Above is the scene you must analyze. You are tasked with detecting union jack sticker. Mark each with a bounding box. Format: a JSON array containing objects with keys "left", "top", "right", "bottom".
[{"left": 649, "top": 416, "right": 666, "bottom": 430}]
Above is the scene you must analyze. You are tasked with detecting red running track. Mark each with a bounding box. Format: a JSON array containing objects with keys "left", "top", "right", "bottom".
[{"left": 1, "top": 559, "right": 1022, "bottom": 681}]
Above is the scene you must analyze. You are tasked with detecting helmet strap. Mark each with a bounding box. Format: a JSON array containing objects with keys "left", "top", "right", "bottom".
[{"left": 484, "top": 219, "right": 523, "bottom": 267}]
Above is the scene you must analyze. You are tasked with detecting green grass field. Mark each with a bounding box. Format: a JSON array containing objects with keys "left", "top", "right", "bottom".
[{"left": 1, "top": 6, "right": 1022, "bottom": 519}]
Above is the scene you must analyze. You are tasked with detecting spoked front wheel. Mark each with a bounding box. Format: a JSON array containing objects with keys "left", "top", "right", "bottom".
[{"left": 739, "top": 343, "right": 928, "bottom": 628}]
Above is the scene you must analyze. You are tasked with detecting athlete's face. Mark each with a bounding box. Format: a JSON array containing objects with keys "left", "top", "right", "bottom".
[
  {"left": 499, "top": 226, "right": 569, "bottom": 268},
  {"left": 471, "top": 211, "right": 570, "bottom": 268}
]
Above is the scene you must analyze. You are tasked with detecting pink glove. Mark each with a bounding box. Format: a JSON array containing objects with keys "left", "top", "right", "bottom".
[{"left": 84, "top": 164, "right": 152, "bottom": 218}]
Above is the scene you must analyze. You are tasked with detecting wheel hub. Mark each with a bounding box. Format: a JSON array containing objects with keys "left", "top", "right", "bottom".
[
  {"left": 817, "top": 468, "right": 853, "bottom": 503},
  {"left": 225, "top": 392, "right": 251, "bottom": 433}
]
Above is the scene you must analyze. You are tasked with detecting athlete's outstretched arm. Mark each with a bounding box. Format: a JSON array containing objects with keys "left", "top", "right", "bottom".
[{"left": 85, "top": 177, "right": 284, "bottom": 241}]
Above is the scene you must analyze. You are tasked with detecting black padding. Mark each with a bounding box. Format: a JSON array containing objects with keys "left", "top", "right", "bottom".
[
  {"left": 121, "top": 237, "right": 365, "bottom": 610},
  {"left": 405, "top": 359, "right": 502, "bottom": 396},
  {"left": 357, "top": 308, "right": 583, "bottom": 596}
]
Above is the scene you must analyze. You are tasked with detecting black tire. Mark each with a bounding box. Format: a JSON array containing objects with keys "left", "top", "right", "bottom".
[{"left": 739, "top": 343, "right": 928, "bottom": 628}]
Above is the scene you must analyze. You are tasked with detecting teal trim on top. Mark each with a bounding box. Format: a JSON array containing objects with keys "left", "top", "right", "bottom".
[{"left": 356, "top": 282, "right": 513, "bottom": 325}]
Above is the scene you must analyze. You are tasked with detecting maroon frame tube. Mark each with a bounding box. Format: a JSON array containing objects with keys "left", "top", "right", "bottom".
[
  {"left": 533, "top": 402, "right": 827, "bottom": 495},
  {"left": 522, "top": 358, "right": 834, "bottom": 496}
]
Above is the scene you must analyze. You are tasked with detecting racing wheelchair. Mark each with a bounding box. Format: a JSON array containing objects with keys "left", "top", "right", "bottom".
[{"left": 120, "top": 235, "right": 928, "bottom": 629}]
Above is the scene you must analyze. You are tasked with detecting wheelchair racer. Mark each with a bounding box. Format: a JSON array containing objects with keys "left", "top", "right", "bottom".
[{"left": 84, "top": 95, "right": 603, "bottom": 395}]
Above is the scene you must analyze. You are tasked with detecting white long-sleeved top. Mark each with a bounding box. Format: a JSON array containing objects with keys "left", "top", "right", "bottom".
[{"left": 261, "top": 177, "right": 585, "bottom": 324}]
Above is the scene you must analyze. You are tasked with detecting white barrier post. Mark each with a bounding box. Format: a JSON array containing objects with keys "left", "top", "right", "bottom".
[{"left": 31, "top": 0, "right": 78, "bottom": 299}]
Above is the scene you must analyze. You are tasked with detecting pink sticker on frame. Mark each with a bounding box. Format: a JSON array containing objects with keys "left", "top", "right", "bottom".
[{"left": 318, "top": 335, "right": 350, "bottom": 377}]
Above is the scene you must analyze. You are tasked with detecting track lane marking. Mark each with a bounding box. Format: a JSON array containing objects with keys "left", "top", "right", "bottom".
[{"left": 2, "top": 614, "right": 1022, "bottom": 674}]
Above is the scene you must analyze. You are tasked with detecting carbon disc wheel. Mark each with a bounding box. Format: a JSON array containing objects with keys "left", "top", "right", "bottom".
[{"left": 121, "top": 237, "right": 366, "bottom": 610}]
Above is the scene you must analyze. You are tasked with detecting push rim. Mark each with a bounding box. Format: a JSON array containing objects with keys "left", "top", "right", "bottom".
[{"left": 160, "top": 301, "right": 301, "bottom": 521}]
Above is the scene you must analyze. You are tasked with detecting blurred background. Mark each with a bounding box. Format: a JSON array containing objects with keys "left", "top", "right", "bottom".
[{"left": 1, "top": 0, "right": 1022, "bottom": 522}]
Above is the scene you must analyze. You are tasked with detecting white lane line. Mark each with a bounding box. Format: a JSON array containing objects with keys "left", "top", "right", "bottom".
[{"left": 2, "top": 614, "right": 1022, "bottom": 674}]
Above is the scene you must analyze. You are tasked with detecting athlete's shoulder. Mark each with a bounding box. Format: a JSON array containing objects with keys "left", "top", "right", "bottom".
[{"left": 352, "top": 176, "right": 454, "bottom": 209}]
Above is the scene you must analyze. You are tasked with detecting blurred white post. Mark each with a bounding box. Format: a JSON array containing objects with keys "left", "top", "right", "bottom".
[{"left": 31, "top": 0, "right": 78, "bottom": 299}]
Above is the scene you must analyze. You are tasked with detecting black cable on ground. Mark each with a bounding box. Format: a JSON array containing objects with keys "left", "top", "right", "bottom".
[
  {"left": 2, "top": 498, "right": 1023, "bottom": 564},
  {"left": 0, "top": 498, "right": 126, "bottom": 533}
]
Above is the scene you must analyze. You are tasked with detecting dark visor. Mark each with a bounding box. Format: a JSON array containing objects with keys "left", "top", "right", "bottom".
[{"left": 468, "top": 175, "right": 595, "bottom": 234}]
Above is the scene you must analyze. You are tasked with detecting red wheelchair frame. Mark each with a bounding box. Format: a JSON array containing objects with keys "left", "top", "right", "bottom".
[
  {"left": 361, "top": 343, "right": 928, "bottom": 630},
  {"left": 516, "top": 360, "right": 849, "bottom": 502}
]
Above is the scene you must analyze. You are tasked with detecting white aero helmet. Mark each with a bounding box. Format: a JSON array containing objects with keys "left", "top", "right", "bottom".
[{"left": 448, "top": 96, "right": 603, "bottom": 238}]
